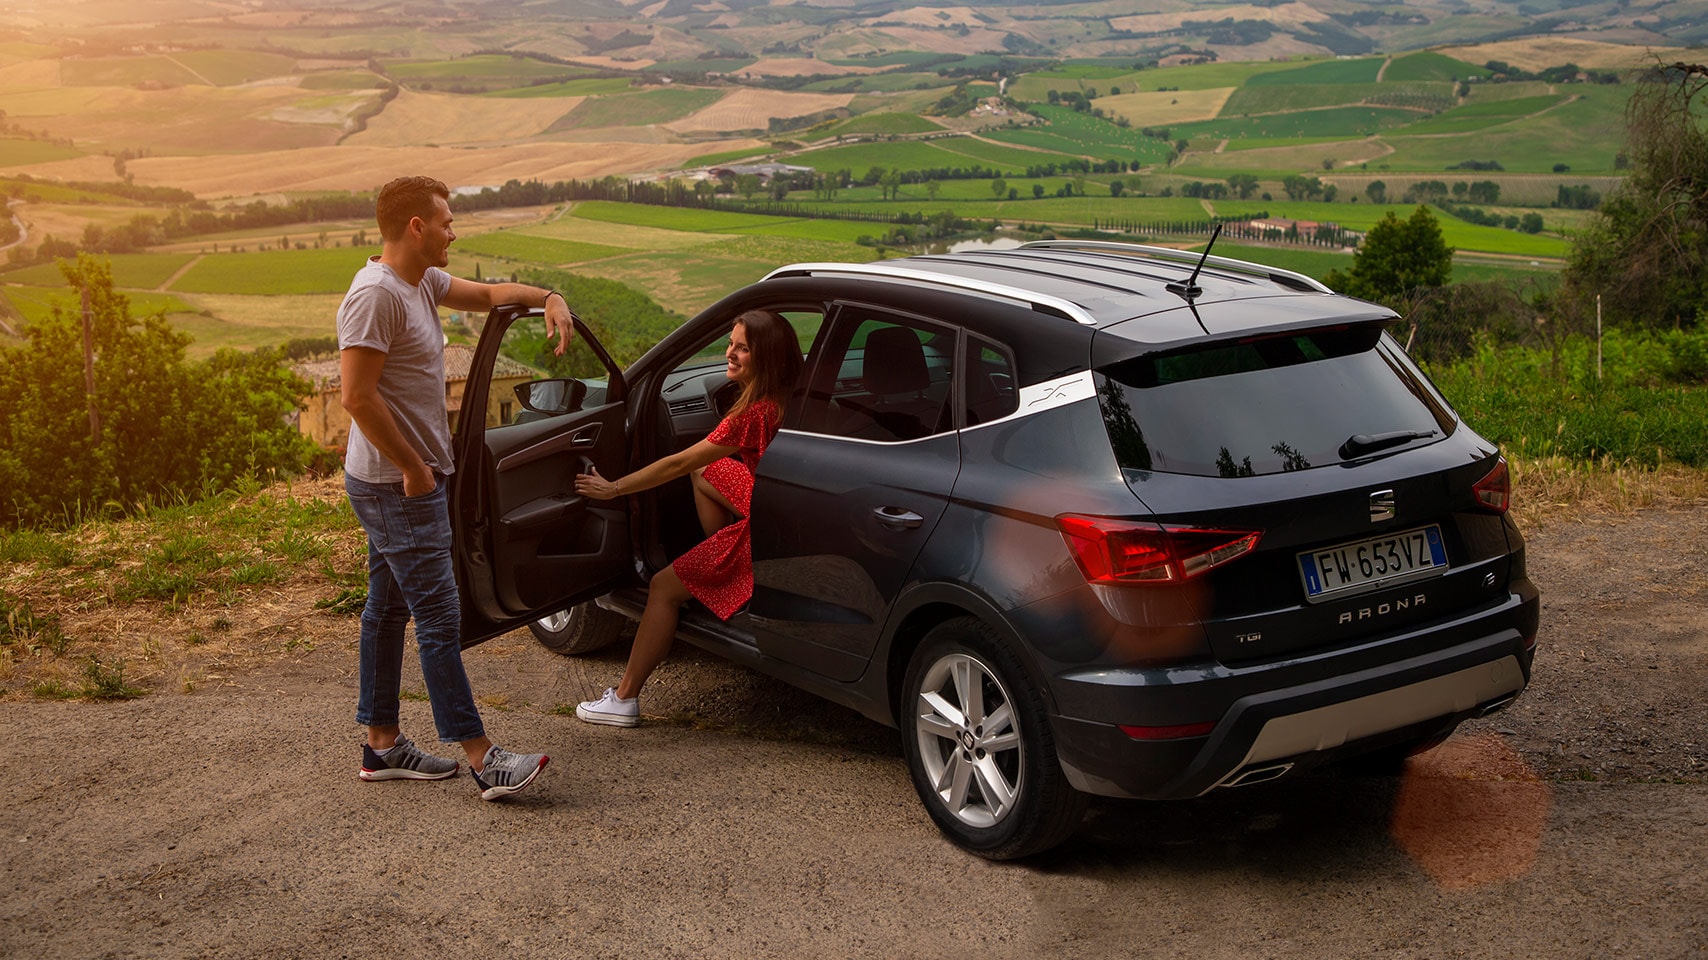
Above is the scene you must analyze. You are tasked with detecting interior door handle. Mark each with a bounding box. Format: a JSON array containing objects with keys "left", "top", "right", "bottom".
[
  {"left": 873, "top": 506, "right": 924, "bottom": 528},
  {"left": 569, "top": 424, "right": 601, "bottom": 448}
]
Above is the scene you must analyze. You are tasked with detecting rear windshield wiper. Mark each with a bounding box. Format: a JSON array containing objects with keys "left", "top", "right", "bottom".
[{"left": 1339, "top": 429, "right": 1438, "bottom": 460}]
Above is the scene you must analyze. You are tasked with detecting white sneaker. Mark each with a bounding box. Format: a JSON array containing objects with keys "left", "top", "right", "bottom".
[{"left": 576, "top": 687, "right": 640, "bottom": 728}]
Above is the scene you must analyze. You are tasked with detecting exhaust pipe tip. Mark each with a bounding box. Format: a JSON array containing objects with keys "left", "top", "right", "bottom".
[{"left": 1220, "top": 762, "right": 1294, "bottom": 788}]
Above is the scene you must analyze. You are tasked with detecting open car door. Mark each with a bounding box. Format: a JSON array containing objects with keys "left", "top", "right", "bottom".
[{"left": 451, "top": 304, "right": 634, "bottom": 647}]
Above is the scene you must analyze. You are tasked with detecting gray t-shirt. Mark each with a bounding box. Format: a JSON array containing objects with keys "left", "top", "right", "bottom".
[{"left": 336, "top": 258, "right": 455, "bottom": 484}]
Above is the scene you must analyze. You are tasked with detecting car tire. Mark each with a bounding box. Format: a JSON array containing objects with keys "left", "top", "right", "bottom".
[
  {"left": 529, "top": 600, "right": 628, "bottom": 656},
  {"left": 900, "top": 616, "right": 1087, "bottom": 860}
]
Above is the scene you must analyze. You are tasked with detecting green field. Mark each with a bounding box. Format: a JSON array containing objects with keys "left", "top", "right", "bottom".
[
  {"left": 1, "top": 252, "right": 195, "bottom": 290},
  {"left": 983, "top": 105, "right": 1174, "bottom": 162},
  {"left": 681, "top": 145, "right": 772, "bottom": 168},
  {"left": 298, "top": 71, "right": 389, "bottom": 90},
  {"left": 1222, "top": 82, "right": 1452, "bottom": 115},
  {"left": 453, "top": 232, "right": 630, "bottom": 264},
  {"left": 0, "top": 139, "right": 83, "bottom": 165},
  {"left": 59, "top": 55, "right": 202, "bottom": 87},
  {"left": 1247, "top": 58, "right": 1385, "bottom": 86},
  {"left": 816, "top": 113, "right": 943, "bottom": 138},
  {"left": 486, "top": 78, "right": 635, "bottom": 99},
  {"left": 571, "top": 202, "right": 795, "bottom": 233},
  {"left": 1391, "top": 95, "right": 1569, "bottom": 135},
  {"left": 550, "top": 88, "right": 725, "bottom": 130},
  {"left": 169, "top": 247, "right": 382, "bottom": 295},
  {"left": 381, "top": 54, "right": 586, "bottom": 82},
  {"left": 651, "top": 57, "right": 760, "bottom": 74},
  {"left": 1, "top": 286, "right": 199, "bottom": 326},
  {"left": 172, "top": 50, "right": 298, "bottom": 86},
  {"left": 1173, "top": 107, "right": 1423, "bottom": 141},
  {"left": 570, "top": 202, "right": 878, "bottom": 243},
  {"left": 1382, "top": 88, "right": 1626, "bottom": 172},
  {"left": 790, "top": 139, "right": 1034, "bottom": 174},
  {"left": 1381, "top": 51, "right": 1491, "bottom": 82},
  {"left": 928, "top": 135, "right": 1081, "bottom": 170},
  {"left": 1203, "top": 241, "right": 1553, "bottom": 286},
  {"left": 800, "top": 73, "right": 949, "bottom": 93}
]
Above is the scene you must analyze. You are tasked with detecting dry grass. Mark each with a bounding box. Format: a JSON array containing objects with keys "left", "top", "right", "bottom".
[
  {"left": 0, "top": 475, "right": 366, "bottom": 702},
  {"left": 1439, "top": 37, "right": 1682, "bottom": 72},
  {"left": 1101, "top": 88, "right": 1235, "bottom": 126},
  {"left": 4, "top": 83, "right": 344, "bottom": 155},
  {"left": 40, "top": 140, "right": 760, "bottom": 199},
  {"left": 346, "top": 89, "right": 582, "bottom": 148},
  {"left": 867, "top": 6, "right": 995, "bottom": 29},
  {"left": 1510, "top": 456, "right": 1708, "bottom": 529},
  {"left": 1112, "top": 2, "right": 1332, "bottom": 32},
  {"left": 665, "top": 88, "right": 854, "bottom": 134}
]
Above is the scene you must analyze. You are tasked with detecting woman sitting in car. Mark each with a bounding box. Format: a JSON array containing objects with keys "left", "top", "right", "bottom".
[{"left": 571, "top": 308, "right": 801, "bottom": 727}]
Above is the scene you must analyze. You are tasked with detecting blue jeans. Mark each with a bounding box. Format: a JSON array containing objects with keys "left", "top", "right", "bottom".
[{"left": 346, "top": 473, "right": 485, "bottom": 744}]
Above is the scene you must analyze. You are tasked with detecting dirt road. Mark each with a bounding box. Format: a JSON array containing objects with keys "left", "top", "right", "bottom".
[{"left": 3, "top": 508, "right": 1707, "bottom": 959}]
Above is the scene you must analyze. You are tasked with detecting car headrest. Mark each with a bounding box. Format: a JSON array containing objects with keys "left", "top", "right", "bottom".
[{"left": 862, "top": 326, "right": 930, "bottom": 395}]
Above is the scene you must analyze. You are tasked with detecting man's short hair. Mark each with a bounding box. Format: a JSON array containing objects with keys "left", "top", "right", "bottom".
[{"left": 375, "top": 176, "right": 450, "bottom": 242}]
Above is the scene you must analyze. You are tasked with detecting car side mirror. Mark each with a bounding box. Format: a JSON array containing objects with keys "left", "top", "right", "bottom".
[{"left": 514, "top": 378, "right": 587, "bottom": 416}]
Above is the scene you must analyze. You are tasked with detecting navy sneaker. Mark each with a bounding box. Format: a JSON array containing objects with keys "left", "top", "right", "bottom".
[
  {"left": 472, "top": 746, "right": 548, "bottom": 800},
  {"left": 359, "top": 735, "right": 458, "bottom": 781}
]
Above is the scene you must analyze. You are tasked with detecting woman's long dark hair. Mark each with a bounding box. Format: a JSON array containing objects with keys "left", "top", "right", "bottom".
[{"left": 726, "top": 309, "right": 801, "bottom": 419}]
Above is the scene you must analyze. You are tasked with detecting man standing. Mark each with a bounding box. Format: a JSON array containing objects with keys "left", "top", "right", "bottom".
[{"left": 338, "top": 175, "right": 574, "bottom": 800}]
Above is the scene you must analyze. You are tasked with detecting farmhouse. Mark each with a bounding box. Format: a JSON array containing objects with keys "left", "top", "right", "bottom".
[{"left": 293, "top": 344, "right": 536, "bottom": 450}]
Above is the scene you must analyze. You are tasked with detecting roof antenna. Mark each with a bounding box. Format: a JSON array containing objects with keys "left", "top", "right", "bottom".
[{"left": 1167, "top": 222, "right": 1222, "bottom": 302}]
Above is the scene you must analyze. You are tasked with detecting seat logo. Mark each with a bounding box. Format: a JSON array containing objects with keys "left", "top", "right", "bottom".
[{"left": 1369, "top": 489, "right": 1396, "bottom": 523}]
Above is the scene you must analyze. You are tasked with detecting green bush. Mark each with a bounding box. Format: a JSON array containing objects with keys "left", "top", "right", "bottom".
[
  {"left": 1426, "top": 328, "right": 1708, "bottom": 465},
  {"left": 0, "top": 255, "right": 319, "bottom": 528}
]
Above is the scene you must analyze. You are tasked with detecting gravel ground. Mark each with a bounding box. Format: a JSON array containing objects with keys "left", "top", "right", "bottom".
[{"left": 2, "top": 507, "right": 1705, "bottom": 959}]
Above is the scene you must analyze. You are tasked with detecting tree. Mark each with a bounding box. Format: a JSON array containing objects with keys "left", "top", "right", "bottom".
[
  {"left": 1109, "top": 180, "right": 1124, "bottom": 198},
  {"left": 1563, "top": 61, "right": 1708, "bottom": 330},
  {"left": 1322, "top": 206, "right": 1454, "bottom": 310},
  {"left": 0, "top": 255, "right": 315, "bottom": 527},
  {"left": 925, "top": 180, "right": 941, "bottom": 201},
  {"left": 1032, "top": 183, "right": 1045, "bottom": 199},
  {"left": 1366, "top": 180, "right": 1387, "bottom": 204},
  {"left": 1226, "top": 174, "right": 1259, "bottom": 199},
  {"left": 990, "top": 178, "right": 1007, "bottom": 199},
  {"left": 735, "top": 174, "right": 761, "bottom": 199},
  {"left": 881, "top": 168, "right": 903, "bottom": 200}
]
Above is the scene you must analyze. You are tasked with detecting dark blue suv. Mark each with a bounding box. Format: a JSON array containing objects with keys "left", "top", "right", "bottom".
[{"left": 451, "top": 241, "right": 1540, "bottom": 858}]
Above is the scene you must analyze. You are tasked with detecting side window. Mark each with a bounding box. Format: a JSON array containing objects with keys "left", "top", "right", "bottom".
[
  {"left": 484, "top": 313, "right": 610, "bottom": 432},
  {"left": 963, "top": 335, "right": 1018, "bottom": 426},
  {"left": 796, "top": 307, "right": 956, "bottom": 442}
]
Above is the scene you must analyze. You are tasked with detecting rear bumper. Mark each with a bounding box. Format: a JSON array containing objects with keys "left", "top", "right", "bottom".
[{"left": 1050, "top": 585, "right": 1538, "bottom": 800}]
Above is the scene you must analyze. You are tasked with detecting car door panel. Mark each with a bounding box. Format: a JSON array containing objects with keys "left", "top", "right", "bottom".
[{"left": 452, "top": 306, "right": 632, "bottom": 647}]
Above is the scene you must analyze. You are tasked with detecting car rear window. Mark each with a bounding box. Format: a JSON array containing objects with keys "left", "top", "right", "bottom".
[{"left": 1096, "top": 327, "right": 1455, "bottom": 478}]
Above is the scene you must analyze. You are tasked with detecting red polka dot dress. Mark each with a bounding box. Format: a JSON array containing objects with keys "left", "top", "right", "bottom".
[{"left": 672, "top": 398, "right": 781, "bottom": 620}]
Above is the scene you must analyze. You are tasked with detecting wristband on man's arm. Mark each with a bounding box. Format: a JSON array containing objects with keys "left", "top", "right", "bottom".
[{"left": 542, "top": 289, "right": 564, "bottom": 308}]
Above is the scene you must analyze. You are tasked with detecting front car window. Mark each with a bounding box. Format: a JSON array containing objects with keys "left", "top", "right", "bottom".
[{"left": 1096, "top": 327, "right": 1455, "bottom": 478}]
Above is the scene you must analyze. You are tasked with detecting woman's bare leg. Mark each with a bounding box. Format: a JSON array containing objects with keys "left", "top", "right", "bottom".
[
  {"left": 616, "top": 564, "right": 692, "bottom": 700},
  {"left": 690, "top": 467, "right": 740, "bottom": 537}
]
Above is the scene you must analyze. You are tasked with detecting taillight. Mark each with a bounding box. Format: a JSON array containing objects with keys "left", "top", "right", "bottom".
[
  {"left": 1473, "top": 458, "right": 1511, "bottom": 513},
  {"left": 1056, "top": 515, "right": 1262, "bottom": 584}
]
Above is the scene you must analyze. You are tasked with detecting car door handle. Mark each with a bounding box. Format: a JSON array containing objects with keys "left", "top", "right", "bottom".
[
  {"left": 569, "top": 424, "right": 601, "bottom": 448},
  {"left": 873, "top": 506, "right": 924, "bottom": 528}
]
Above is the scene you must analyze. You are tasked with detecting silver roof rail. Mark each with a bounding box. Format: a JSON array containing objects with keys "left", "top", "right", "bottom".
[
  {"left": 760, "top": 262, "right": 1098, "bottom": 325},
  {"left": 1016, "top": 239, "right": 1334, "bottom": 294}
]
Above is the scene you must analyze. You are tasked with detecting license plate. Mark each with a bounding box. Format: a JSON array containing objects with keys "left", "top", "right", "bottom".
[{"left": 1298, "top": 525, "right": 1447, "bottom": 602}]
